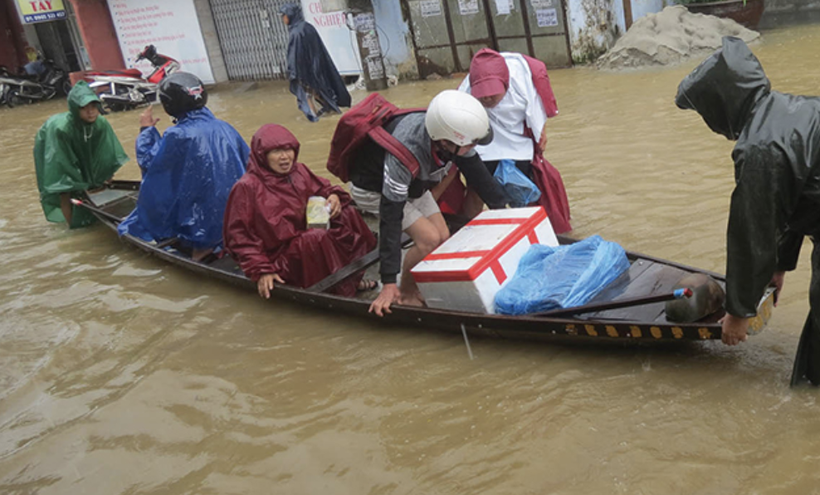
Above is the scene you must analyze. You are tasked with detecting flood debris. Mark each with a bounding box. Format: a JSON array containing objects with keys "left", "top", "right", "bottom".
[{"left": 596, "top": 5, "right": 760, "bottom": 70}]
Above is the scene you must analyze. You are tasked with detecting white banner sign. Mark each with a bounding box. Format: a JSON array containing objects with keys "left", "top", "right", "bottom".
[
  {"left": 107, "top": 0, "right": 214, "bottom": 84},
  {"left": 420, "top": 0, "right": 442, "bottom": 17},
  {"left": 301, "top": 0, "right": 361, "bottom": 76},
  {"left": 458, "top": 0, "right": 479, "bottom": 15},
  {"left": 536, "top": 8, "right": 558, "bottom": 27}
]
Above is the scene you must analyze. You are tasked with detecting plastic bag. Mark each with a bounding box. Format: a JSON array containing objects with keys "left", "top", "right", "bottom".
[
  {"left": 493, "top": 159, "right": 541, "bottom": 207},
  {"left": 306, "top": 196, "right": 330, "bottom": 229},
  {"left": 494, "top": 235, "right": 630, "bottom": 315}
]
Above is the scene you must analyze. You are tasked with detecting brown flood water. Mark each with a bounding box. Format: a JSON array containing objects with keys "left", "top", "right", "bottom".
[{"left": 2, "top": 25, "right": 820, "bottom": 495}]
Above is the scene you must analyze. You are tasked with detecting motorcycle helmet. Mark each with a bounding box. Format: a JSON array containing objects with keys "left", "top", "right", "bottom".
[
  {"left": 425, "top": 90, "right": 493, "bottom": 147},
  {"left": 158, "top": 72, "right": 208, "bottom": 117}
]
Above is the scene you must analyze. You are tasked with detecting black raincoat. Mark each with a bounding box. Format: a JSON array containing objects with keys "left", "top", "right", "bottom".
[
  {"left": 676, "top": 36, "right": 820, "bottom": 386},
  {"left": 279, "top": 3, "right": 351, "bottom": 122}
]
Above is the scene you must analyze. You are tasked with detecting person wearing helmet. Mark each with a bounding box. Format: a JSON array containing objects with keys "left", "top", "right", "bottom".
[
  {"left": 34, "top": 81, "right": 129, "bottom": 228},
  {"left": 117, "top": 72, "right": 250, "bottom": 261},
  {"left": 676, "top": 37, "right": 820, "bottom": 386},
  {"left": 347, "top": 90, "right": 509, "bottom": 316},
  {"left": 438, "top": 48, "right": 571, "bottom": 234}
]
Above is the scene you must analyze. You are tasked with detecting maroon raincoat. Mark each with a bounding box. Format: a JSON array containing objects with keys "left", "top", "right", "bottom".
[{"left": 223, "top": 124, "right": 376, "bottom": 296}]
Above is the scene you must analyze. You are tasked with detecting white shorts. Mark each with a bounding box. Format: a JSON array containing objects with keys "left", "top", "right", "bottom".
[{"left": 350, "top": 186, "right": 441, "bottom": 231}]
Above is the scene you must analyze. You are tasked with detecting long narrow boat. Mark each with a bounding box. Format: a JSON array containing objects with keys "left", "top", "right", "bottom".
[{"left": 81, "top": 182, "right": 775, "bottom": 343}]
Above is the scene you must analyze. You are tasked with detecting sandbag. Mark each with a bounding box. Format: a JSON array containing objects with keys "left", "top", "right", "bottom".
[{"left": 494, "top": 235, "right": 630, "bottom": 315}]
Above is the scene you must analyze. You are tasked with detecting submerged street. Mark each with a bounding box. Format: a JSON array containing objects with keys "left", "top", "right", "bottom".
[{"left": 2, "top": 22, "right": 820, "bottom": 494}]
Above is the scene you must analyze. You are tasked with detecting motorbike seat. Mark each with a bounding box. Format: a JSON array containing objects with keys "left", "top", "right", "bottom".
[{"left": 87, "top": 68, "right": 144, "bottom": 78}]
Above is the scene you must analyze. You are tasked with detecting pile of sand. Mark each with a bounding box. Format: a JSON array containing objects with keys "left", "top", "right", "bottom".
[{"left": 596, "top": 5, "right": 760, "bottom": 70}]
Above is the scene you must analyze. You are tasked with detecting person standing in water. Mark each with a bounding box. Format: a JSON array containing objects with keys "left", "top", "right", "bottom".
[
  {"left": 676, "top": 36, "right": 820, "bottom": 386},
  {"left": 33, "top": 81, "right": 128, "bottom": 228},
  {"left": 279, "top": 2, "right": 351, "bottom": 122}
]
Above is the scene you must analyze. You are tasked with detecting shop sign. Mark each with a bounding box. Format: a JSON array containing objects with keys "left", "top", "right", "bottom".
[{"left": 17, "top": 0, "right": 66, "bottom": 24}]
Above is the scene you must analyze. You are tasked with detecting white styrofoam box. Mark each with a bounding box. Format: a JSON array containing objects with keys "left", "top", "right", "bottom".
[{"left": 410, "top": 206, "right": 558, "bottom": 314}]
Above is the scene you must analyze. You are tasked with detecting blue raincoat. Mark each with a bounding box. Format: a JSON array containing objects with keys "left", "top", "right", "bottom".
[
  {"left": 280, "top": 3, "right": 351, "bottom": 122},
  {"left": 118, "top": 107, "right": 249, "bottom": 249}
]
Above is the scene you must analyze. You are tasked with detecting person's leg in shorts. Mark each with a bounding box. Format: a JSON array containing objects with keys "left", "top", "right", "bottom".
[{"left": 400, "top": 191, "right": 449, "bottom": 306}]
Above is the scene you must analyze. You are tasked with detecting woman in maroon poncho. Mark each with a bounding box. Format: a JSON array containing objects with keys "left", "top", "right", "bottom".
[{"left": 223, "top": 124, "right": 376, "bottom": 298}]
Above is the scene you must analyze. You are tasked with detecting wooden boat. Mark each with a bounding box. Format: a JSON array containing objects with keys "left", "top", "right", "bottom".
[{"left": 80, "top": 182, "right": 775, "bottom": 343}]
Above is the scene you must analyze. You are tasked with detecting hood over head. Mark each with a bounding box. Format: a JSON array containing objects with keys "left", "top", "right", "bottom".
[
  {"left": 67, "top": 81, "right": 104, "bottom": 121},
  {"left": 675, "top": 36, "right": 770, "bottom": 141},
  {"left": 279, "top": 3, "right": 304, "bottom": 27},
  {"left": 249, "top": 124, "right": 301, "bottom": 175}
]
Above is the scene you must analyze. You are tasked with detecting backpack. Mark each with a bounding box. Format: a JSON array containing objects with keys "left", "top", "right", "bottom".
[{"left": 327, "top": 92, "right": 424, "bottom": 182}]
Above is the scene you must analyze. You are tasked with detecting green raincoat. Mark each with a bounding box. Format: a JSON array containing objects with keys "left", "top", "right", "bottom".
[{"left": 33, "top": 81, "right": 129, "bottom": 228}]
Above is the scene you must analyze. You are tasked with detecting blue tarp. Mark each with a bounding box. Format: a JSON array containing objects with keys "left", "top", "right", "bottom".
[
  {"left": 495, "top": 235, "right": 630, "bottom": 315},
  {"left": 118, "top": 107, "right": 249, "bottom": 249}
]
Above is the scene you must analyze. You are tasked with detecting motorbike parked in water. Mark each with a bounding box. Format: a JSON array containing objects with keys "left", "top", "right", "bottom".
[
  {"left": 0, "top": 59, "right": 71, "bottom": 108},
  {"left": 85, "top": 45, "right": 180, "bottom": 112}
]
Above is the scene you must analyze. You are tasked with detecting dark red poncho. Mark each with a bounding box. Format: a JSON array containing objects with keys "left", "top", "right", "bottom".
[{"left": 223, "top": 124, "right": 376, "bottom": 296}]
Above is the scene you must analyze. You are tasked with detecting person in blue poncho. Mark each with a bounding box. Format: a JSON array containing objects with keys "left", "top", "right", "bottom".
[
  {"left": 117, "top": 72, "right": 250, "bottom": 261},
  {"left": 279, "top": 2, "right": 351, "bottom": 122}
]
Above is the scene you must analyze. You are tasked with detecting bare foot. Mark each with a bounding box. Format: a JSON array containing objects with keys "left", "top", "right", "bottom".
[{"left": 399, "top": 292, "right": 426, "bottom": 307}]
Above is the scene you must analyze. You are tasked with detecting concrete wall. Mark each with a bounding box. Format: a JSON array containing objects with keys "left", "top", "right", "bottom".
[
  {"left": 192, "top": 0, "right": 229, "bottom": 84},
  {"left": 567, "top": 0, "right": 668, "bottom": 63},
  {"left": 630, "top": 0, "right": 667, "bottom": 21},
  {"left": 372, "top": 0, "right": 418, "bottom": 79},
  {"left": 566, "top": 0, "right": 622, "bottom": 62},
  {"left": 68, "top": 0, "right": 125, "bottom": 69},
  {"left": 0, "top": 0, "right": 31, "bottom": 69}
]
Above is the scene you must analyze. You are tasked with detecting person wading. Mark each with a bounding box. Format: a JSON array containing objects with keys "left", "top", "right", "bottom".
[
  {"left": 279, "top": 2, "right": 351, "bottom": 122},
  {"left": 676, "top": 36, "right": 820, "bottom": 386},
  {"left": 34, "top": 81, "right": 128, "bottom": 228}
]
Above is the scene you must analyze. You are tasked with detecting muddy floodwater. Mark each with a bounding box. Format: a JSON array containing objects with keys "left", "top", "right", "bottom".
[{"left": 3, "top": 24, "right": 820, "bottom": 495}]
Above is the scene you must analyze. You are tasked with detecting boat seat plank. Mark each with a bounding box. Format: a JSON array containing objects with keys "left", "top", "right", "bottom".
[
  {"left": 207, "top": 255, "right": 244, "bottom": 275},
  {"left": 100, "top": 196, "right": 139, "bottom": 220},
  {"left": 584, "top": 258, "right": 655, "bottom": 305},
  {"left": 583, "top": 260, "right": 691, "bottom": 321}
]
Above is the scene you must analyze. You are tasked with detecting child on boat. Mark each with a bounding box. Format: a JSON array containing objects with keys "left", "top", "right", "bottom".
[
  {"left": 117, "top": 72, "right": 249, "bottom": 261},
  {"left": 223, "top": 124, "right": 377, "bottom": 299},
  {"left": 34, "top": 81, "right": 129, "bottom": 228},
  {"left": 436, "top": 48, "right": 571, "bottom": 234}
]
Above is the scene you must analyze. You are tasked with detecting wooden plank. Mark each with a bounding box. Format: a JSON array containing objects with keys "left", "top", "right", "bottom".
[
  {"left": 584, "top": 258, "right": 654, "bottom": 305},
  {"left": 584, "top": 261, "right": 690, "bottom": 321},
  {"left": 307, "top": 246, "right": 381, "bottom": 293},
  {"left": 306, "top": 234, "right": 412, "bottom": 294}
]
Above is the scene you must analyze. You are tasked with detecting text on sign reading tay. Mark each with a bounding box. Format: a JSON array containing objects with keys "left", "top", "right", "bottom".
[{"left": 29, "top": 1, "right": 54, "bottom": 11}]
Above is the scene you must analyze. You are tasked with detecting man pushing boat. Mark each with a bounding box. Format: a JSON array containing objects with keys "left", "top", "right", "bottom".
[{"left": 677, "top": 36, "right": 820, "bottom": 386}]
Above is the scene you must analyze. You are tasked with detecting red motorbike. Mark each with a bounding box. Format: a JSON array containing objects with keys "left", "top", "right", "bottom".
[{"left": 85, "top": 45, "right": 180, "bottom": 112}]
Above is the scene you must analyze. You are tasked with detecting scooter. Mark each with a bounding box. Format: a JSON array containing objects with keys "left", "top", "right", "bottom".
[
  {"left": 85, "top": 45, "right": 179, "bottom": 112},
  {"left": 0, "top": 59, "right": 70, "bottom": 108}
]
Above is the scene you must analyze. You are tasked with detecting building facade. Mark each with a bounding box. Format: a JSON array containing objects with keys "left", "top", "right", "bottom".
[{"left": 6, "top": 0, "right": 782, "bottom": 86}]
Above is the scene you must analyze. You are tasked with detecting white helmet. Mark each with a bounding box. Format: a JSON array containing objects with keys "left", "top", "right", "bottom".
[{"left": 425, "top": 90, "right": 493, "bottom": 147}]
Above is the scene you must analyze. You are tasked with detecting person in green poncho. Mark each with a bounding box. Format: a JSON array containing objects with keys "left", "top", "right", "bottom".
[{"left": 33, "top": 81, "right": 129, "bottom": 228}]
